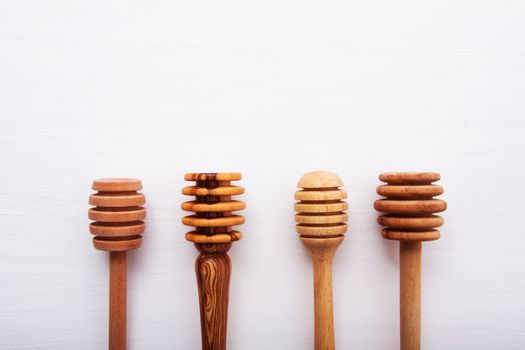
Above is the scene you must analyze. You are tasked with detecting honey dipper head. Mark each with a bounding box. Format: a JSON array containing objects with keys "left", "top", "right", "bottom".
[
  {"left": 295, "top": 171, "right": 348, "bottom": 238},
  {"left": 88, "top": 178, "right": 146, "bottom": 252},
  {"left": 374, "top": 172, "right": 446, "bottom": 241},
  {"left": 182, "top": 173, "right": 245, "bottom": 244}
]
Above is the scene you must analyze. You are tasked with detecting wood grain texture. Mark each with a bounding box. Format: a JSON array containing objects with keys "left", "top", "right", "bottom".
[{"left": 195, "top": 243, "right": 232, "bottom": 350}]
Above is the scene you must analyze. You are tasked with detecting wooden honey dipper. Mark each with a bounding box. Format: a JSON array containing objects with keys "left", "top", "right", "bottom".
[
  {"left": 374, "top": 172, "right": 446, "bottom": 350},
  {"left": 88, "top": 178, "right": 146, "bottom": 350},
  {"left": 181, "top": 173, "right": 245, "bottom": 350},
  {"left": 295, "top": 171, "right": 348, "bottom": 350}
]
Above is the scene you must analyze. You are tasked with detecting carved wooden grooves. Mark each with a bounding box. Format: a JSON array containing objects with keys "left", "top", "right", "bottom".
[{"left": 182, "top": 173, "right": 245, "bottom": 350}]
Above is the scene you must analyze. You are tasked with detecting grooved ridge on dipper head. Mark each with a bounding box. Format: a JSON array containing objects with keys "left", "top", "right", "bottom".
[
  {"left": 295, "top": 171, "right": 348, "bottom": 238},
  {"left": 88, "top": 178, "right": 146, "bottom": 251},
  {"left": 182, "top": 173, "right": 245, "bottom": 244},
  {"left": 374, "top": 172, "right": 446, "bottom": 241}
]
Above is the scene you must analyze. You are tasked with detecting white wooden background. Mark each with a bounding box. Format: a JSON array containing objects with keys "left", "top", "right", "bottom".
[{"left": 1, "top": 1, "right": 524, "bottom": 349}]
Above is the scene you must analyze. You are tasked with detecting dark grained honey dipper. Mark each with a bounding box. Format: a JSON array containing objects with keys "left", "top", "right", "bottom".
[{"left": 182, "top": 173, "right": 245, "bottom": 350}]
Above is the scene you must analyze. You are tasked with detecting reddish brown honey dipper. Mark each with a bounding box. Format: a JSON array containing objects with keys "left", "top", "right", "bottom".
[
  {"left": 88, "top": 178, "right": 146, "bottom": 350},
  {"left": 374, "top": 172, "right": 446, "bottom": 350},
  {"left": 295, "top": 171, "right": 348, "bottom": 350},
  {"left": 182, "top": 173, "right": 245, "bottom": 350}
]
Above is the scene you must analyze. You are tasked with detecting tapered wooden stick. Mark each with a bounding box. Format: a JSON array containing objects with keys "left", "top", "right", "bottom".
[
  {"left": 295, "top": 171, "right": 348, "bottom": 350},
  {"left": 374, "top": 172, "right": 446, "bottom": 350},
  {"left": 88, "top": 178, "right": 146, "bottom": 350},
  {"left": 400, "top": 241, "right": 421, "bottom": 349},
  {"left": 195, "top": 243, "right": 232, "bottom": 349},
  {"left": 109, "top": 251, "right": 127, "bottom": 350},
  {"left": 301, "top": 237, "right": 343, "bottom": 349},
  {"left": 182, "top": 173, "right": 245, "bottom": 350}
]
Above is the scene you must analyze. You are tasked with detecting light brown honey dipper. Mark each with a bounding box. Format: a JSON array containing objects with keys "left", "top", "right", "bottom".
[
  {"left": 88, "top": 178, "right": 146, "bottom": 350},
  {"left": 182, "top": 173, "right": 245, "bottom": 350},
  {"left": 295, "top": 171, "right": 348, "bottom": 350},
  {"left": 374, "top": 172, "right": 446, "bottom": 350}
]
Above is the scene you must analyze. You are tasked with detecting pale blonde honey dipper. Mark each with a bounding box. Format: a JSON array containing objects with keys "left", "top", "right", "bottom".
[{"left": 295, "top": 171, "right": 348, "bottom": 350}]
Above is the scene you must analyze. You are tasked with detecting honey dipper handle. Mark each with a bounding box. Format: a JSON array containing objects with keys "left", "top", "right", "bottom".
[
  {"left": 109, "top": 251, "right": 127, "bottom": 350},
  {"left": 195, "top": 243, "right": 232, "bottom": 350},
  {"left": 312, "top": 254, "right": 336, "bottom": 350},
  {"left": 400, "top": 241, "right": 422, "bottom": 350},
  {"left": 301, "top": 237, "right": 344, "bottom": 350}
]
